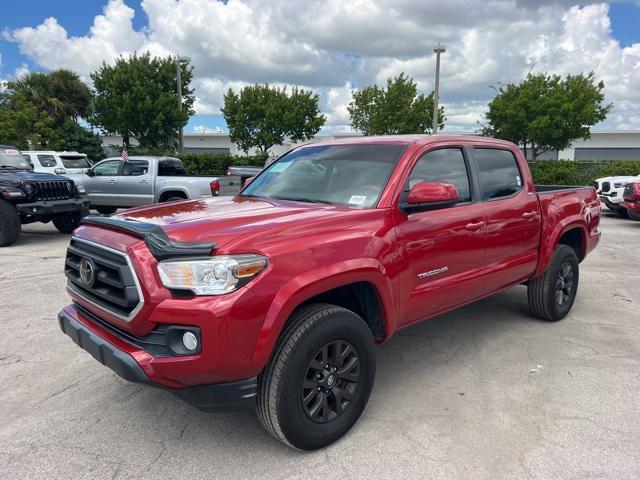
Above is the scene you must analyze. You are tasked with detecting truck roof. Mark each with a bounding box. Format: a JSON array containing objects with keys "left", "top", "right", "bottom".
[{"left": 301, "top": 134, "right": 516, "bottom": 149}]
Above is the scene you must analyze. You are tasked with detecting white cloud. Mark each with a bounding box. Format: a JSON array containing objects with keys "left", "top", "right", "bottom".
[{"left": 5, "top": 0, "right": 640, "bottom": 131}]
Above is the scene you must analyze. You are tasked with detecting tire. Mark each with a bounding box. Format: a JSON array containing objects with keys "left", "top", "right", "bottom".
[
  {"left": 614, "top": 208, "right": 629, "bottom": 218},
  {"left": 628, "top": 210, "right": 640, "bottom": 221},
  {"left": 528, "top": 244, "right": 579, "bottom": 321},
  {"left": 163, "top": 196, "right": 186, "bottom": 203},
  {"left": 256, "top": 303, "right": 376, "bottom": 450},
  {"left": 96, "top": 206, "right": 117, "bottom": 215},
  {"left": 0, "top": 200, "right": 21, "bottom": 247},
  {"left": 52, "top": 213, "right": 82, "bottom": 234}
]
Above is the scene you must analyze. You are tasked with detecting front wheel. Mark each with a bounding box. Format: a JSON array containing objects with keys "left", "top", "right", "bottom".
[
  {"left": 52, "top": 213, "right": 82, "bottom": 234},
  {"left": 96, "top": 206, "right": 117, "bottom": 215},
  {"left": 614, "top": 208, "right": 629, "bottom": 218},
  {"left": 256, "top": 304, "right": 376, "bottom": 450},
  {"left": 628, "top": 210, "right": 640, "bottom": 221},
  {"left": 527, "top": 244, "right": 579, "bottom": 321},
  {"left": 0, "top": 200, "right": 21, "bottom": 246}
]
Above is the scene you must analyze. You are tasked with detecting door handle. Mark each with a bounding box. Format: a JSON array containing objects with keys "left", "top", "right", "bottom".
[
  {"left": 107, "top": 180, "right": 117, "bottom": 184},
  {"left": 465, "top": 221, "right": 485, "bottom": 231},
  {"left": 138, "top": 180, "right": 149, "bottom": 184},
  {"left": 522, "top": 211, "right": 536, "bottom": 219}
]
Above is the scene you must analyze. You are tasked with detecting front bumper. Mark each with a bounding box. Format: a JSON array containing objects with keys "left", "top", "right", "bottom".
[
  {"left": 17, "top": 198, "right": 90, "bottom": 217},
  {"left": 58, "top": 309, "right": 258, "bottom": 411}
]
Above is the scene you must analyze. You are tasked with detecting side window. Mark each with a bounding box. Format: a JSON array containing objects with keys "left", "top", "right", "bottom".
[
  {"left": 37, "top": 154, "right": 57, "bottom": 167},
  {"left": 122, "top": 160, "right": 149, "bottom": 176},
  {"left": 406, "top": 148, "right": 471, "bottom": 203},
  {"left": 475, "top": 148, "right": 522, "bottom": 200},
  {"left": 93, "top": 160, "right": 121, "bottom": 176},
  {"left": 158, "top": 159, "right": 174, "bottom": 176}
]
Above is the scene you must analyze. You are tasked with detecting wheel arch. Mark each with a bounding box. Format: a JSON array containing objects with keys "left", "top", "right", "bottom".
[
  {"left": 250, "top": 260, "right": 396, "bottom": 368},
  {"left": 158, "top": 189, "right": 189, "bottom": 202},
  {"left": 535, "top": 221, "right": 587, "bottom": 276}
]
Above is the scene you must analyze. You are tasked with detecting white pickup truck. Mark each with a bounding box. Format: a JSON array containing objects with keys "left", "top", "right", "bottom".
[
  {"left": 69, "top": 156, "right": 220, "bottom": 214},
  {"left": 594, "top": 174, "right": 640, "bottom": 217}
]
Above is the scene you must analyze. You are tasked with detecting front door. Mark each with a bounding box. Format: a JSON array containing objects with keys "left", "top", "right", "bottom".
[
  {"left": 118, "top": 159, "right": 153, "bottom": 206},
  {"left": 393, "top": 147, "right": 487, "bottom": 326},
  {"left": 84, "top": 159, "right": 122, "bottom": 206}
]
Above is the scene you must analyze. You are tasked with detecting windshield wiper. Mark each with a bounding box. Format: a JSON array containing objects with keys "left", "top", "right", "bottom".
[{"left": 271, "top": 196, "right": 334, "bottom": 205}]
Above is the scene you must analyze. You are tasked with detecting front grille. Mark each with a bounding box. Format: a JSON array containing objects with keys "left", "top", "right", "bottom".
[
  {"left": 65, "top": 238, "right": 143, "bottom": 322},
  {"left": 31, "top": 181, "right": 73, "bottom": 201},
  {"left": 601, "top": 181, "right": 611, "bottom": 193}
]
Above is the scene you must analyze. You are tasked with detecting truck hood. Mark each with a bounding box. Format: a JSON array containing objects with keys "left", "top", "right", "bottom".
[
  {"left": 114, "top": 195, "right": 373, "bottom": 249},
  {"left": 0, "top": 170, "right": 68, "bottom": 182},
  {"left": 596, "top": 175, "right": 639, "bottom": 183}
]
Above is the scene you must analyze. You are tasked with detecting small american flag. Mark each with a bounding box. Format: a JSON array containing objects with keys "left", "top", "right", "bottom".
[{"left": 121, "top": 148, "right": 128, "bottom": 162}]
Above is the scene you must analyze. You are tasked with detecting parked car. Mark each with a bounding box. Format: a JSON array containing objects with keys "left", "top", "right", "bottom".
[
  {"left": 227, "top": 157, "right": 277, "bottom": 186},
  {"left": 594, "top": 174, "right": 639, "bottom": 217},
  {"left": 69, "top": 156, "right": 221, "bottom": 214},
  {"left": 621, "top": 182, "right": 640, "bottom": 221},
  {"left": 0, "top": 145, "right": 89, "bottom": 246},
  {"left": 58, "top": 135, "right": 600, "bottom": 450},
  {"left": 23, "top": 150, "right": 93, "bottom": 176}
]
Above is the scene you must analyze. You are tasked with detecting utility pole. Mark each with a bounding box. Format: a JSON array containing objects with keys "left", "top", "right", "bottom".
[
  {"left": 175, "top": 56, "right": 191, "bottom": 152},
  {"left": 432, "top": 44, "right": 445, "bottom": 134}
]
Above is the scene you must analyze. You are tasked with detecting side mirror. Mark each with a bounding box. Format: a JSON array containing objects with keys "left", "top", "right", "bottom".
[
  {"left": 86, "top": 168, "right": 94, "bottom": 177},
  {"left": 404, "top": 181, "right": 459, "bottom": 212}
]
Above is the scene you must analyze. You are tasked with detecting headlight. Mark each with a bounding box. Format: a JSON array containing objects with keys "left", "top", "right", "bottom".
[
  {"left": 65, "top": 181, "right": 74, "bottom": 192},
  {"left": 157, "top": 254, "right": 268, "bottom": 295},
  {"left": 76, "top": 185, "right": 86, "bottom": 194},
  {"left": 614, "top": 182, "right": 623, "bottom": 188},
  {"left": 22, "top": 182, "right": 35, "bottom": 195}
]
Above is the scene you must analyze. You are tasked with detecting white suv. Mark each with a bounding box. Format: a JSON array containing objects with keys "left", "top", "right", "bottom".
[
  {"left": 23, "top": 151, "right": 93, "bottom": 175},
  {"left": 594, "top": 174, "right": 640, "bottom": 217}
]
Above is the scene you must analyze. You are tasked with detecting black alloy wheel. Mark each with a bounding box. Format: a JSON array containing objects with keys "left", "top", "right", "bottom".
[{"left": 301, "top": 340, "right": 360, "bottom": 423}]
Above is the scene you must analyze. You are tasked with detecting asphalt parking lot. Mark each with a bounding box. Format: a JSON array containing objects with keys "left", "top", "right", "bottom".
[{"left": 1, "top": 211, "right": 639, "bottom": 479}]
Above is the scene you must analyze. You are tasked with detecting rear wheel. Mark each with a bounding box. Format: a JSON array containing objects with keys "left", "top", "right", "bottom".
[
  {"left": 0, "top": 200, "right": 21, "bottom": 247},
  {"left": 96, "top": 206, "right": 117, "bottom": 215},
  {"left": 163, "top": 195, "right": 187, "bottom": 203},
  {"left": 528, "top": 244, "right": 579, "bottom": 321},
  {"left": 257, "top": 304, "right": 376, "bottom": 450},
  {"left": 52, "top": 213, "right": 82, "bottom": 234}
]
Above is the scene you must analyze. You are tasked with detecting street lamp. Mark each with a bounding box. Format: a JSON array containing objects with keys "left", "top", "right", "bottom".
[
  {"left": 176, "top": 55, "right": 191, "bottom": 152},
  {"left": 432, "top": 44, "right": 445, "bottom": 134}
]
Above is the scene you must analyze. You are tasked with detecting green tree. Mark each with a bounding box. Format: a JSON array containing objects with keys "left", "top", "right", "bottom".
[
  {"left": 484, "top": 72, "right": 612, "bottom": 160},
  {"left": 222, "top": 84, "right": 325, "bottom": 155},
  {"left": 348, "top": 73, "right": 444, "bottom": 135},
  {"left": 91, "top": 52, "right": 194, "bottom": 148},
  {"left": 9, "top": 69, "right": 91, "bottom": 124},
  {"left": 0, "top": 89, "right": 56, "bottom": 149}
]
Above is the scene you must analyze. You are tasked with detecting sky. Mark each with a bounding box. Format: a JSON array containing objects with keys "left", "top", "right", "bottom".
[{"left": 1, "top": 0, "right": 640, "bottom": 135}]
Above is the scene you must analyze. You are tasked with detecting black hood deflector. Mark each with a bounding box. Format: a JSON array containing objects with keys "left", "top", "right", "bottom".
[{"left": 81, "top": 215, "right": 217, "bottom": 261}]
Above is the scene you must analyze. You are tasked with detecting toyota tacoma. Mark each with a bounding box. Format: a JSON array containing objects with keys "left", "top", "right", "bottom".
[{"left": 58, "top": 135, "right": 600, "bottom": 450}]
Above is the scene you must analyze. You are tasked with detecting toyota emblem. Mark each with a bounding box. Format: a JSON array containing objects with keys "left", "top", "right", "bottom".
[{"left": 78, "top": 257, "right": 96, "bottom": 287}]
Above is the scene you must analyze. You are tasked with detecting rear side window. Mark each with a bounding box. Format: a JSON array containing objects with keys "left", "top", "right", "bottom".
[
  {"left": 475, "top": 148, "right": 522, "bottom": 200},
  {"left": 158, "top": 159, "right": 186, "bottom": 176},
  {"left": 122, "top": 160, "right": 149, "bottom": 176},
  {"left": 60, "top": 155, "right": 91, "bottom": 168},
  {"left": 37, "top": 154, "right": 57, "bottom": 167},
  {"left": 406, "top": 148, "right": 471, "bottom": 202}
]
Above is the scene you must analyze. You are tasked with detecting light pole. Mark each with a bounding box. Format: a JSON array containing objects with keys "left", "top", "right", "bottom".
[
  {"left": 432, "top": 44, "right": 445, "bottom": 134},
  {"left": 176, "top": 55, "right": 191, "bottom": 152}
]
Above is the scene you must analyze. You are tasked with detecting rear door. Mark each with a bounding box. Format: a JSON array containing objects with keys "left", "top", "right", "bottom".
[
  {"left": 85, "top": 159, "right": 122, "bottom": 206},
  {"left": 472, "top": 147, "right": 541, "bottom": 292},
  {"left": 393, "top": 146, "right": 487, "bottom": 325},
  {"left": 118, "top": 159, "right": 153, "bottom": 206}
]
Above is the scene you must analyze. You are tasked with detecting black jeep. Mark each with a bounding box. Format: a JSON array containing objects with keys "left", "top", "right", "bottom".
[{"left": 0, "top": 145, "right": 90, "bottom": 246}]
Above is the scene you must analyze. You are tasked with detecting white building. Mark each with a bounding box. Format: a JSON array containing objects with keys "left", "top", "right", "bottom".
[{"left": 101, "top": 130, "right": 640, "bottom": 160}]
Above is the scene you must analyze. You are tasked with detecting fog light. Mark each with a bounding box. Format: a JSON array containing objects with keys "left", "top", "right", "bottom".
[{"left": 182, "top": 331, "right": 198, "bottom": 351}]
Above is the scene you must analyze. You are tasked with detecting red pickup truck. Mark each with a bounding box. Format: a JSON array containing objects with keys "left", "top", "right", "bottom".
[
  {"left": 58, "top": 135, "right": 600, "bottom": 450},
  {"left": 621, "top": 182, "right": 640, "bottom": 220}
]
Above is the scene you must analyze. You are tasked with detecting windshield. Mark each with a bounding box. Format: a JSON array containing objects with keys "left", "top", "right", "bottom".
[
  {"left": 241, "top": 144, "right": 405, "bottom": 208},
  {"left": 60, "top": 155, "right": 91, "bottom": 168},
  {"left": 0, "top": 148, "right": 32, "bottom": 170}
]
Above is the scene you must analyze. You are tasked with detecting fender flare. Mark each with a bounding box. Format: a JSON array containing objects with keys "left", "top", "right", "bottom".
[
  {"left": 535, "top": 218, "right": 588, "bottom": 276},
  {"left": 250, "top": 258, "right": 396, "bottom": 368},
  {"left": 158, "top": 188, "right": 189, "bottom": 201}
]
